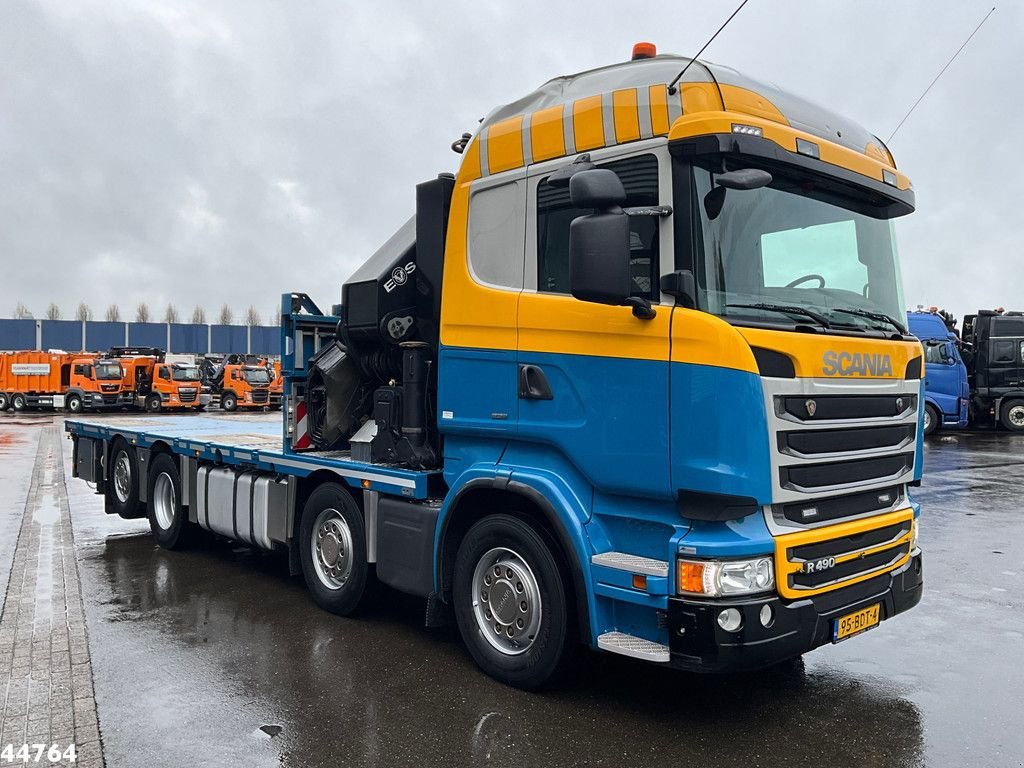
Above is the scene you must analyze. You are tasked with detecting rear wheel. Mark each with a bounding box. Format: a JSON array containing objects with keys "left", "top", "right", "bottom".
[
  {"left": 108, "top": 439, "right": 143, "bottom": 518},
  {"left": 0, "top": 392, "right": 8, "bottom": 411},
  {"left": 298, "top": 483, "right": 372, "bottom": 616},
  {"left": 145, "top": 394, "right": 162, "bottom": 413},
  {"left": 923, "top": 404, "right": 939, "bottom": 436},
  {"left": 453, "top": 514, "right": 569, "bottom": 689},
  {"left": 66, "top": 393, "right": 83, "bottom": 413},
  {"left": 147, "top": 453, "right": 195, "bottom": 549},
  {"left": 1000, "top": 399, "right": 1024, "bottom": 431},
  {"left": 11, "top": 393, "right": 27, "bottom": 412},
  {"left": 222, "top": 392, "right": 238, "bottom": 411}
]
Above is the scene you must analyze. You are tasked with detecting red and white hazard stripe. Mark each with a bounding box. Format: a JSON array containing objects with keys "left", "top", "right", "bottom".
[{"left": 293, "top": 399, "right": 312, "bottom": 450}]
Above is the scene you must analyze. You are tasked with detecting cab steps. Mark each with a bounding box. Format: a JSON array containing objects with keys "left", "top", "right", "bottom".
[{"left": 597, "top": 631, "right": 670, "bottom": 662}]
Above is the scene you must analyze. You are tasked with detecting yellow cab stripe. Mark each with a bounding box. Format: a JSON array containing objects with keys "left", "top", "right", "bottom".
[
  {"left": 612, "top": 88, "right": 641, "bottom": 143},
  {"left": 671, "top": 308, "right": 758, "bottom": 373},
  {"left": 531, "top": 104, "right": 566, "bottom": 162},
  {"left": 487, "top": 115, "right": 524, "bottom": 174},
  {"left": 572, "top": 94, "right": 605, "bottom": 151},
  {"left": 649, "top": 84, "right": 670, "bottom": 135},
  {"left": 774, "top": 507, "right": 914, "bottom": 599}
]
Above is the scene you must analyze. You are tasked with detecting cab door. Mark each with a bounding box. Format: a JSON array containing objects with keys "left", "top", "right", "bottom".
[
  {"left": 923, "top": 340, "right": 961, "bottom": 419},
  {"left": 515, "top": 147, "right": 673, "bottom": 499}
]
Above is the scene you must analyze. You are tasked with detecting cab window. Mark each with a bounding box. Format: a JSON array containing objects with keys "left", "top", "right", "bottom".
[
  {"left": 536, "top": 154, "right": 659, "bottom": 300},
  {"left": 992, "top": 340, "right": 1015, "bottom": 364},
  {"left": 158, "top": 366, "right": 170, "bottom": 380}
]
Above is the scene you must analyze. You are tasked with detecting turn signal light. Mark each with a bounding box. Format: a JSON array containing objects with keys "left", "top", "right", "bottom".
[
  {"left": 632, "top": 42, "right": 657, "bottom": 60},
  {"left": 677, "top": 561, "right": 708, "bottom": 594}
]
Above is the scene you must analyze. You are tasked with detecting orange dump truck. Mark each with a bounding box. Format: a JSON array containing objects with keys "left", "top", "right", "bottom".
[
  {"left": 199, "top": 355, "right": 272, "bottom": 411},
  {"left": 0, "top": 350, "right": 129, "bottom": 412},
  {"left": 109, "top": 347, "right": 211, "bottom": 412}
]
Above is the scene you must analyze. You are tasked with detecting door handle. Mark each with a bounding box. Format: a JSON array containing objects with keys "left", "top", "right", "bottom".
[{"left": 518, "top": 364, "right": 553, "bottom": 400}]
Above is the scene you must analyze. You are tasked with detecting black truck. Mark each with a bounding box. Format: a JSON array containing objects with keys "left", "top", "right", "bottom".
[{"left": 961, "top": 311, "right": 1024, "bottom": 430}]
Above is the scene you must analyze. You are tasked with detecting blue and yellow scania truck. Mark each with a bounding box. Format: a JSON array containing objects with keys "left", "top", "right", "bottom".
[{"left": 66, "top": 45, "right": 924, "bottom": 688}]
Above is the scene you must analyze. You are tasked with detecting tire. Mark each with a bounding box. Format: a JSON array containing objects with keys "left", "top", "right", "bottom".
[
  {"left": 222, "top": 392, "right": 238, "bottom": 412},
  {"left": 145, "top": 394, "right": 162, "bottom": 413},
  {"left": 453, "top": 514, "right": 570, "bottom": 689},
  {"left": 0, "top": 392, "right": 8, "bottom": 411},
  {"left": 11, "top": 393, "right": 27, "bottom": 412},
  {"left": 146, "top": 453, "right": 195, "bottom": 549},
  {"left": 298, "top": 483, "right": 372, "bottom": 616},
  {"left": 999, "top": 399, "right": 1024, "bottom": 431},
  {"left": 108, "top": 439, "right": 143, "bottom": 518},
  {"left": 923, "top": 404, "right": 939, "bottom": 436},
  {"left": 66, "top": 393, "right": 83, "bottom": 414}
]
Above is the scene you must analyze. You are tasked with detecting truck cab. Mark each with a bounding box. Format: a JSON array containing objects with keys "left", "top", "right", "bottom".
[
  {"left": 268, "top": 360, "right": 283, "bottom": 410},
  {"left": 907, "top": 312, "right": 968, "bottom": 434},
  {"left": 961, "top": 311, "right": 1024, "bottom": 430},
  {"left": 66, "top": 356, "right": 128, "bottom": 411},
  {"left": 219, "top": 363, "right": 271, "bottom": 410}
]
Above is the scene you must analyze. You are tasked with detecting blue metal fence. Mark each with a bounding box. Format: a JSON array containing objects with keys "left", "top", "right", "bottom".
[{"left": 0, "top": 320, "right": 279, "bottom": 355}]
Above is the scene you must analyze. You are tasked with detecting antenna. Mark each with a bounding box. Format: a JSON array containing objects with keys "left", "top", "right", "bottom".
[
  {"left": 667, "top": 0, "right": 751, "bottom": 95},
  {"left": 886, "top": 6, "right": 995, "bottom": 143}
]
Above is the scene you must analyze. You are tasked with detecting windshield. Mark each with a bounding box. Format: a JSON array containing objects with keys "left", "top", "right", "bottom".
[
  {"left": 171, "top": 366, "right": 201, "bottom": 382},
  {"left": 690, "top": 160, "right": 907, "bottom": 334},
  {"left": 93, "top": 362, "right": 122, "bottom": 380},
  {"left": 244, "top": 368, "right": 270, "bottom": 385}
]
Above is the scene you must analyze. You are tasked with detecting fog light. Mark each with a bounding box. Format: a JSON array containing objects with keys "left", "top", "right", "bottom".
[
  {"left": 759, "top": 604, "right": 774, "bottom": 627},
  {"left": 717, "top": 608, "right": 743, "bottom": 632}
]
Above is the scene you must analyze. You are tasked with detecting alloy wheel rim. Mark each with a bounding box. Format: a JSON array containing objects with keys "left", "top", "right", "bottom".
[
  {"left": 152, "top": 472, "right": 175, "bottom": 530},
  {"left": 113, "top": 452, "right": 132, "bottom": 503},
  {"left": 471, "top": 547, "right": 543, "bottom": 656},
  {"left": 1010, "top": 406, "right": 1024, "bottom": 427},
  {"left": 311, "top": 508, "right": 354, "bottom": 590}
]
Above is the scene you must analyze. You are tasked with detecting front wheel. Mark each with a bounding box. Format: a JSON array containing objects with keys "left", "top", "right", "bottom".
[
  {"left": 453, "top": 514, "right": 569, "bottom": 689},
  {"left": 0, "top": 392, "right": 8, "bottom": 411},
  {"left": 222, "top": 392, "right": 237, "bottom": 411},
  {"left": 147, "top": 453, "right": 197, "bottom": 549},
  {"left": 1000, "top": 399, "right": 1024, "bottom": 431},
  {"left": 66, "top": 393, "right": 83, "bottom": 413},
  {"left": 923, "top": 404, "right": 939, "bottom": 436},
  {"left": 298, "top": 483, "right": 372, "bottom": 616},
  {"left": 145, "top": 394, "right": 162, "bottom": 413}
]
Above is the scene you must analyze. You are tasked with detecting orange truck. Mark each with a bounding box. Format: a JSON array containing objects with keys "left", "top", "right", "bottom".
[
  {"left": 0, "top": 350, "right": 129, "bottom": 412},
  {"left": 200, "top": 355, "right": 271, "bottom": 411},
  {"left": 267, "top": 360, "right": 283, "bottom": 410},
  {"left": 109, "top": 347, "right": 211, "bottom": 412}
]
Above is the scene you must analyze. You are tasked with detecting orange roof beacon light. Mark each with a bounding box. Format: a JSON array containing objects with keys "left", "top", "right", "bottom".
[{"left": 631, "top": 42, "right": 657, "bottom": 60}]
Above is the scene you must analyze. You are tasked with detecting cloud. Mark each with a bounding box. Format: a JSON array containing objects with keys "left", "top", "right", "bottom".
[{"left": 0, "top": 0, "right": 1019, "bottom": 325}]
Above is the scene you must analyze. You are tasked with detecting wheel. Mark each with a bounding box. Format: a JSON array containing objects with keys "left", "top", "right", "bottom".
[
  {"left": 298, "top": 483, "right": 371, "bottom": 616},
  {"left": 145, "top": 394, "right": 162, "bottom": 413},
  {"left": 146, "top": 453, "right": 195, "bottom": 549},
  {"left": 11, "top": 393, "right": 27, "bottom": 412},
  {"left": 0, "top": 392, "right": 8, "bottom": 411},
  {"left": 453, "top": 514, "right": 570, "bottom": 689},
  {"left": 66, "top": 393, "right": 83, "bottom": 413},
  {"left": 923, "top": 404, "right": 939, "bottom": 436},
  {"left": 107, "top": 439, "right": 143, "bottom": 518},
  {"left": 999, "top": 399, "right": 1024, "bottom": 431},
  {"left": 222, "top": 392, "right": 238, "bottom": 411}
]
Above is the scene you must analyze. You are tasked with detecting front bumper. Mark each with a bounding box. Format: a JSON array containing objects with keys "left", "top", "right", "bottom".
[{"left": 667, "top": 551, "right": 923, "bottom": 672}]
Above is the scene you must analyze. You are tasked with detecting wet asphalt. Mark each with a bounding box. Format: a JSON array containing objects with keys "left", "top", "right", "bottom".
[{"left": 2, "top": 412, "right": 1023, "bottom": 767}]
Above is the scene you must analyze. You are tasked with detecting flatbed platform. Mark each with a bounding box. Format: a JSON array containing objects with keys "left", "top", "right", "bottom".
[{"left": 64, "top": 412, "right": 437, "bottom": 498}]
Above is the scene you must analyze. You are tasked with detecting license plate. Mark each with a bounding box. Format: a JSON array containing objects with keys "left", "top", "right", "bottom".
[{"left": 833, "top": 603, "right": 880, "bottom": 642}]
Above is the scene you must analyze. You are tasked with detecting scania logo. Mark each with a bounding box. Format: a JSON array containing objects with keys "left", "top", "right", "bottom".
[
  {"left": 895, "top": 397, "right": 905, "bottom": 413},
  {"left": 822, "top": 350, "right": 894, "bottom": 377},
  {"left": 805, "top": 399, "right": 817, "bottom": 417}
]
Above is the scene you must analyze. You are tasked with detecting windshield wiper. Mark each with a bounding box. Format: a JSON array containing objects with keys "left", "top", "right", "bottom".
[
  {"left": 726, "top": 302, "right": 832, "bottom": 329},
  {"left": 830, "top": 307, "right": 906, "bottom": 334}
]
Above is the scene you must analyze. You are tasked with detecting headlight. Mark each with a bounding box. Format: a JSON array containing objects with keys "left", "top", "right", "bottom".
[{"left": 677, "top": 556, "right": 775, "bottom": 597}]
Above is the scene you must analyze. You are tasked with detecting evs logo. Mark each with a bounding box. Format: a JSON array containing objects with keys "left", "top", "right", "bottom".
[{"left": 822, "top": 351, "right": 893, "bottom": 377}]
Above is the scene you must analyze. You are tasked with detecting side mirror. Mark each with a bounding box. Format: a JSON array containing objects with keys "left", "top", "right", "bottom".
[
  {"left": 704, "top": 168, "right": 773, "bottom": 220},
  {"left": 567, "top": 170, "right": 655, "bottom": 320}
]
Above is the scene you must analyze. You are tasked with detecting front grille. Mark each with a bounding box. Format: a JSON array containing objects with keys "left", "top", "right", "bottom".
[
  {"left": 179, "top": 389, "right": 197, "bottom": 403},
  {"left": 779, "top": 424, "right": 915, "bottom": 456},
  {"left": 101, "top": 394, "right": 119, "bottom": 405},
  {"left": 251, "top": 390, "right": 269, "bottom": 404},
  {"left": 781, "top": 453, "right": 914, "bottom": 490},
  {"left": 776, "top": 510, "right": 914, "bottom": 597},
  {"left": 781, "top": 394, "right": 916, "bottom": 421}
]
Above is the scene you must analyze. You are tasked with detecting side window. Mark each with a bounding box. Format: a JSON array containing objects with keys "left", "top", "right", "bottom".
[
  {"left": 992, "top": 340, "right": 1015, "bottom": 364},
  {"left": 922, "top": 341, "right": 946, "bottom": 364},
  {"left": 72, "top": 364, "right": 84, "bottom": 376},
  {"left": 468, "top": 179, "right": 526, "bottom": 289},
  {"left": 537, "top": 154, "right": 660, "bottom": 300}
]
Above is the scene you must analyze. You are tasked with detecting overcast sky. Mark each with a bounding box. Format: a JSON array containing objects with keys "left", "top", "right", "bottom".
[{"left": 1, "top": 0, "right": 1018, "bottom": 325}]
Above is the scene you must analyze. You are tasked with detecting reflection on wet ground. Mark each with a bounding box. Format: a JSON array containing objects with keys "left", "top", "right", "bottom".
[{"left": 5, "top": 414, "right": 1019, "bottom": 767}]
